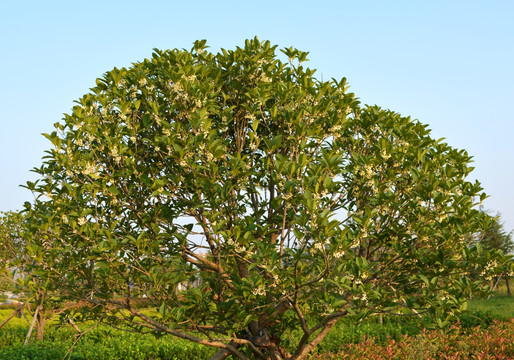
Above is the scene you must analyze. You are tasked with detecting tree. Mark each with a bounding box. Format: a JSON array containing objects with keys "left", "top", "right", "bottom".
[
  {"left": 26, "top": 38, "right": 495, "bottom": 359},
  {"left": 479, "top": 212, "right": 513, "bottom": 255},
  {"left": 0, "top": 210, "right": 74, "bottom": 341},
  {"left": 0, "top": 211, "right": 24, "bottom": 293},
  {"left": 476, "top": 212, "right": 514, "bottom": 295}
]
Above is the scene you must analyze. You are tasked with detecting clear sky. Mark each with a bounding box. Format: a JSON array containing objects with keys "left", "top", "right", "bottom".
[{"left": 1, "top": 0, "right": 513, "bottom": 232}]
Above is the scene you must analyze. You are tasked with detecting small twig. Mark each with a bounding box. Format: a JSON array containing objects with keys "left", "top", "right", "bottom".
[
  {"left": 62, "top": 315, "right": 105, "bottom": 360},
  {"left": 21, "top": 310, "right": 31, "bottom": 325},
  {"left": 67, "top": 317, "right": 82, "bottom": 333}
]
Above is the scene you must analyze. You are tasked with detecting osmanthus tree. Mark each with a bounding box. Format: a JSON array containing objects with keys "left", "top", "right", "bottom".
[{"left": 26, "top": 38, "right": 495, "bottom": 359}]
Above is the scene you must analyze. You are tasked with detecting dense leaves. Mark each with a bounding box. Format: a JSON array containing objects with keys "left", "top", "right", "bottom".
[{"left": 23, "top": 38, "right": 497, "bottom": 359}]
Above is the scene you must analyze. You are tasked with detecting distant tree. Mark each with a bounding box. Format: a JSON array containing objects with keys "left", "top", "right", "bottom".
[
  {"left": 0, "top": 211, "right": 25, "bottom": 293},
  {"left": 0, "top": 210, "right": 71, "bottom": 341},
  {"left": 26, "top": 38, "right": 498, "bottom": 360},
  {"left": 480, "top": 212, "right": 513, "bottom": 255},
  {"left": 476, "top": 212, "right": 514, "bottom": 295}
]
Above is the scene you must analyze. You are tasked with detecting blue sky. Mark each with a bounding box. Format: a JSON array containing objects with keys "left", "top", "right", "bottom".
[{"left": 1, "top": 0, "right": 513, "bottom": 232}]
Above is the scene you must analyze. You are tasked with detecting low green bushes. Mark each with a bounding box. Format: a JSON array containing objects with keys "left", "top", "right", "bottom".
[
  {"left": 316, "top": 317, "right": 420, "bottom": 354},
  {"left": 0, "top": 326, "right": 215, "bottom": 360}
]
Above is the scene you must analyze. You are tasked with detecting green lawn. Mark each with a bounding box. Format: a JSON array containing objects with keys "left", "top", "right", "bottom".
[{"left": 468, "top": 293, "right": 514, "bottom": 319}]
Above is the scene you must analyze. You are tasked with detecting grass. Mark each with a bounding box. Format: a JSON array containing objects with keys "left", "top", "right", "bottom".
[{"left": 468, "top": 293, "right": 514, "bottom": 318}]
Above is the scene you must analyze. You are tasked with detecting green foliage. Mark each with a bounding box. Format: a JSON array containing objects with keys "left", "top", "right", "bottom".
[{"left": 24, "top": 37, "right": 499, "bottom": 358}]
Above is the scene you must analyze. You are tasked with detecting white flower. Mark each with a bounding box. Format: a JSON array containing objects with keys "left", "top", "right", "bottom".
[
  {"left": 331, "top": 124, "right": 342, "bottom": 132},
  {"left": 234, "top": 243, "right": 246, "bottom": 253},
  {"left": 252, "top": 285, "right": 266, "bottom": 296},
  {"left": 380, "top": 149, "right": 391, "bottom": 160},
  {"left": 78, "top": 217, "right": 87, "bottom": 226},
  {"left": 364, "top": 164, "right": 373, "bottom": 177},
  {"left": 83, "top": 163, "right": 97, "bottom": 176},
  {"left": 272, "top": 274, "right": 280, "bottom": 287},
  {"left": 314, "top": 242, "right": 324, "bottom": 251},
  {"left": 350, "top": 239, "right": 360, "bottom": 249},
  {"left": 260, "top": 75, "right": 272, "bottom": 83},
  {"left": 282, "top": 193, "right": 293, "bottom": 201},
  {"left": 334, "top": 251, "right": 345, "bottom": 259}
]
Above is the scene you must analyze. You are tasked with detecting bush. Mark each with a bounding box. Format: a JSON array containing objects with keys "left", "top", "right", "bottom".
[
  {"left": 310, "top": 320, "right": 514, "bottom": 360},
  {"left": 0, "top": 322, "right": 215, "bottom": 360}
]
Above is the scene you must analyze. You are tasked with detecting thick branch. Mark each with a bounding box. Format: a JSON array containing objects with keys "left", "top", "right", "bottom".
[
  {"left": 0, "top": 303, "right": 24, "bottom": 330},
  {"left": 291, "top": 317, "right": 339, "bottom": 360},
  {"left": 182, "top": 250, "right": 235, "bottom": 290},
  {"left": 24, "top": 302, "right": 41, "bottom": 346}
]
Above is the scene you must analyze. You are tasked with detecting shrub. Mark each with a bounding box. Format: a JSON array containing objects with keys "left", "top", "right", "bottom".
[{"left": 310, "top": 319, "right": 514, "bottom": 360}]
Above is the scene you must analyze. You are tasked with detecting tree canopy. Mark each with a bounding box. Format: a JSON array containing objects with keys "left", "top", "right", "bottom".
[{"left": 24, "top": 38, "right": 497, "bottom": 359}]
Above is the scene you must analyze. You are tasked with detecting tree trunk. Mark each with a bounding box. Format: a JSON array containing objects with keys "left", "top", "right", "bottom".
[
  {"left": 36, "top": 309, "right": 46, "bottom": 341},
  {"left": 506, "top": 275, "right": 511, "bottom": 296},
  {"left": 248, "top": 327, "right": 289, "bottom": 360},
  {"left": 208, "top": 329, "right": 290, "bottom": 360}
]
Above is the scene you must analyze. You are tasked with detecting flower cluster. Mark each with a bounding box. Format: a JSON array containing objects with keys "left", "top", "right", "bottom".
[{"left": 252, "top": 285, "right": 266, "bottom": 296}]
